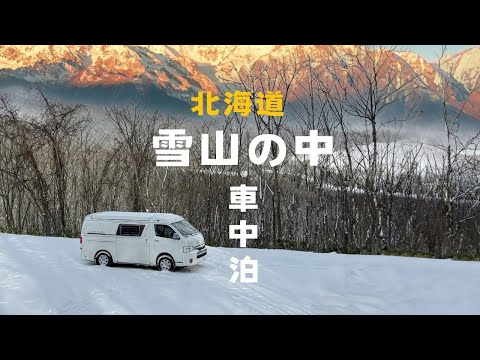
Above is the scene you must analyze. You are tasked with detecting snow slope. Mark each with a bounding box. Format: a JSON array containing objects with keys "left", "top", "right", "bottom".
[{"left": 1, "top": 233, "right": 480, "bottom": 314}]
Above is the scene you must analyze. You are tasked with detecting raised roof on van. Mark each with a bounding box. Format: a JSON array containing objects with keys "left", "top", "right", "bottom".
[{"left": 89, "top": 211, "right": 185, "bottom": 223}]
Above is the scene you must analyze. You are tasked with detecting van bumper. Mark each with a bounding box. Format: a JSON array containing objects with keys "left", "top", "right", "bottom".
[{"left": 183, "top": 248, "right": 207, "bottom": 266}]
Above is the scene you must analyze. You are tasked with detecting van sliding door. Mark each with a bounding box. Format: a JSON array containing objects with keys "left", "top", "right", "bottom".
[{"left": 116, "top": 224, "right": 149, "bottom": 264}]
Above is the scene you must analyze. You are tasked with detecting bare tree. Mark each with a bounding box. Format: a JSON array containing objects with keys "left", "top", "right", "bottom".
[
  {"left": 0, "top": 89, "right": 89, "bottom": 235},
  {"left": 103, "top": 104, "right": 185, "bottom": 211},
  {"left": 431, "top": 46, "right": 480, "bottom": 257},
  {"left": 326, "top": 45, "right": 420, "bottom": 254},
  {"left": 229, "top": 51, "right": 306, "bottom": 244}
]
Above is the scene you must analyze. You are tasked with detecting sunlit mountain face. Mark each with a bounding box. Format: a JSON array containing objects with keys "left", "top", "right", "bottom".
[{"left": 0, "top": 45, "right": 479, "bottom": 121}]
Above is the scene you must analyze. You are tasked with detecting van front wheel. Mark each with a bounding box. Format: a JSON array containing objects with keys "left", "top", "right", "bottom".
[
  {"left": 158, "top": 256, "right": 174, "bottom": 271},
  {"left": 96, "top": 253, "right": 112, "bottom": 266}
]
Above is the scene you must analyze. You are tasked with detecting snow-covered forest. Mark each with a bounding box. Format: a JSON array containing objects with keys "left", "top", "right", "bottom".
[{"left": 0, "top": 46, "right": 479, "bottom": 259}]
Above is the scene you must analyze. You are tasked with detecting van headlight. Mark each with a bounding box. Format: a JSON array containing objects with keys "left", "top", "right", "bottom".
[{"left": 183, "top": 246, "right": 195, "bottom": 253}]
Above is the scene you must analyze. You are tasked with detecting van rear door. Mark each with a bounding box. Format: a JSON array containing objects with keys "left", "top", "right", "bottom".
[{"left": 116, "top": 224, "right": 149, "bottom": 265}]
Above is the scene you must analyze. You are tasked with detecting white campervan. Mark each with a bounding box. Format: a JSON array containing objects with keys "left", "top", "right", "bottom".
[{"left": 80, "top": 212, "right": 207, "bottom": 271}]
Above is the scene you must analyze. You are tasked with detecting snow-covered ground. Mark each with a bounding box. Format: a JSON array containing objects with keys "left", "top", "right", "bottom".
[{"left": 1, "top": 233, "right": 480, "bottom": 314}]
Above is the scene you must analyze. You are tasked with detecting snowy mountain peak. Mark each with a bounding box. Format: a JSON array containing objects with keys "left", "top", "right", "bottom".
[
  {"left": 446, "top": 47, "right": 480, "bottom": 91},
  {"left": 0, "top": 45, "right": 478, "bottom": 119},
  {"left": 0, "top": 45, "right": 220, "bottom": 98}
]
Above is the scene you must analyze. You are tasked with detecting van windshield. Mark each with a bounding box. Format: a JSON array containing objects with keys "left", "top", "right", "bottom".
[{"left": 171, "top": 220, "right": 199, "bottom": 237}]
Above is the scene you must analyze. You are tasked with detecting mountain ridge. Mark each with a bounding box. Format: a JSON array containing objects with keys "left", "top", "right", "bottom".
[{"left": 0, "top": 45, "right": 479, "bottom": 120}]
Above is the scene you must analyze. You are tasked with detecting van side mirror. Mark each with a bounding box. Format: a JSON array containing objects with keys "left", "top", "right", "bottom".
[{"left": 172, "top": 233, "right": 180, "bottom": 240}]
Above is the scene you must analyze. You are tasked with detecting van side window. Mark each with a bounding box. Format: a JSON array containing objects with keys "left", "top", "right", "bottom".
[
  {"left": 117, "top": 224, "right": 145, "bottom": 236},
  {"left": 155, "top": 225, "right": 176, "bottom": 239}
]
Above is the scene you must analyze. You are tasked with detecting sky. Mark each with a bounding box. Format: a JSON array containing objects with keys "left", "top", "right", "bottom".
[{"left": 402, "top": 45, "right": 479, "bottom": 60}]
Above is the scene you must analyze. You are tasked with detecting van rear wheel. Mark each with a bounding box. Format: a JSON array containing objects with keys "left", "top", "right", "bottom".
[
  {"left": 158, "top": 256, "right": 174, "bottom": 271},
  {"left": 96, "top": 253, "right": 112, "bottom": 266}
]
